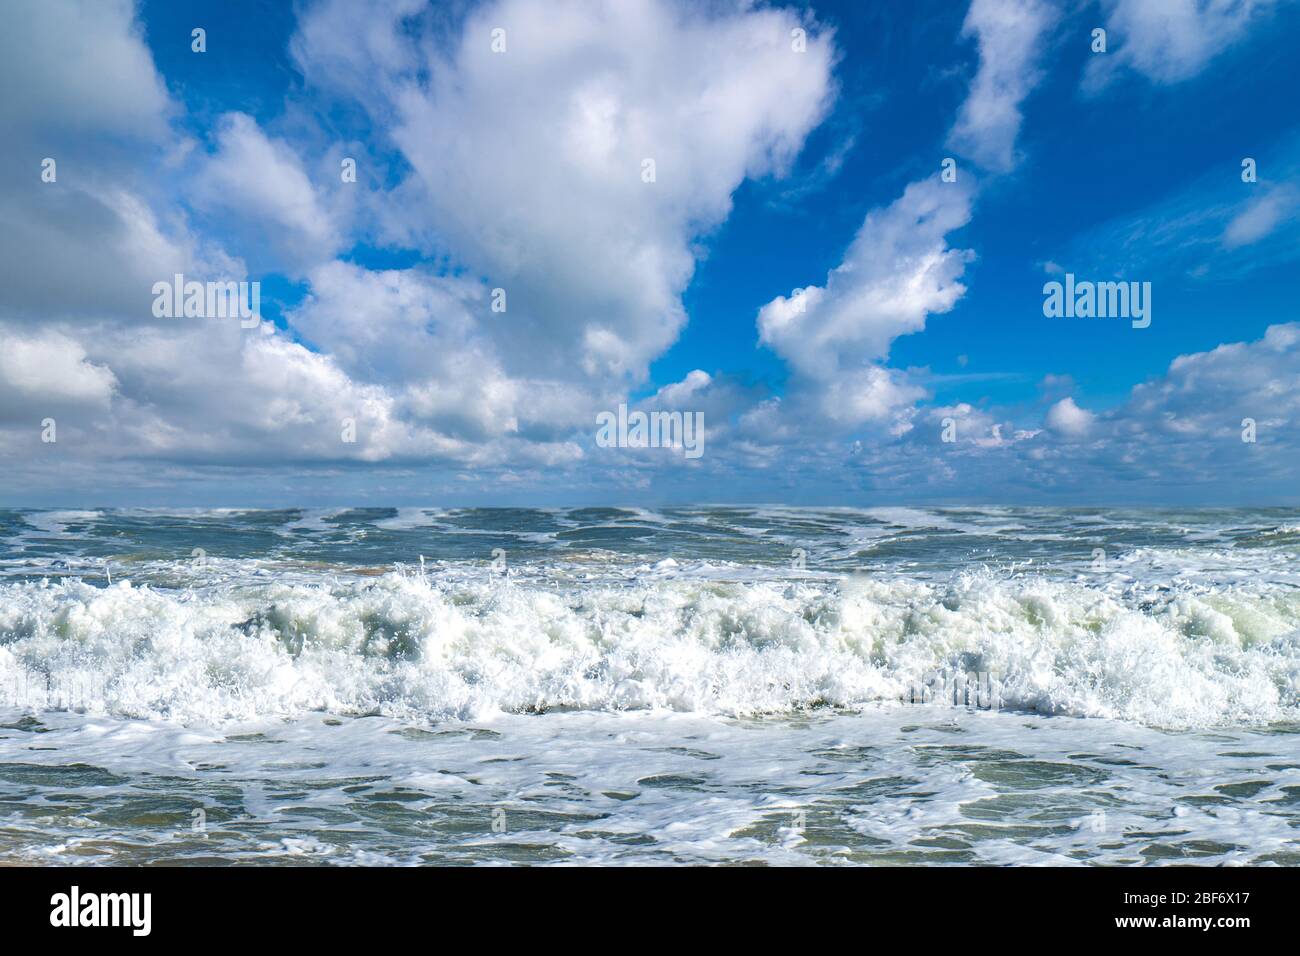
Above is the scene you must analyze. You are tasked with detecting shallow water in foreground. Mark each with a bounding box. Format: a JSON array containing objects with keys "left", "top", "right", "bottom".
[
  {"left": 0, "top": 506, "right": 1298, "bottom": 864},
  {"left": 3, "top": 707, "right": 1299, "bottom": 866}
]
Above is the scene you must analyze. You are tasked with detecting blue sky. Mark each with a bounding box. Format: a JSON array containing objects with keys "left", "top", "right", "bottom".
[{"left": 2, "top": 0, "right": 1300, "bottom": 506}]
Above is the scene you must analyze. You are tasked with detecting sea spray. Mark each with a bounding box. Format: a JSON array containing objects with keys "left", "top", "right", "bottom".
[{"left": 1, "top": 570, "right": 1296, "bottom": 728}]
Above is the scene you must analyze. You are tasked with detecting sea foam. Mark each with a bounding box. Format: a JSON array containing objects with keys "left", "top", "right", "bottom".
[{"left": 1, "top": 569, "right": 1296, "bottom": 728}]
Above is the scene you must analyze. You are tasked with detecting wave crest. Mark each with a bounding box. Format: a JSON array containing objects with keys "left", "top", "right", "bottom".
[{"left": 1, "top": 571, "right": 1297, "bottom": 727}]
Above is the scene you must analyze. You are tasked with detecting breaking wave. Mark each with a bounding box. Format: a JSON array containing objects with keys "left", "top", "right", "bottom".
[{"left": 1, "top": 568, "right": 1297, "bottom": 728}]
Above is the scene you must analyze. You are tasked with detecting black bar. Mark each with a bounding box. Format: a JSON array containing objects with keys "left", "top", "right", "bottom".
[{"left": 0, "top": 865, "right": 1288, "bottom": 941}]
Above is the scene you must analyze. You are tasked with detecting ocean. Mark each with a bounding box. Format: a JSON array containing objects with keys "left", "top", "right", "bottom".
[{"left": 0, "top": 506, "right": 1297, "bottom": 865}]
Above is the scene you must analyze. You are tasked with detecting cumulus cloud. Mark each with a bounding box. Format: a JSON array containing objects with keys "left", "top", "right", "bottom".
[
  {"left": 701, "top": 319, "right": 1300, "bottom": 504},
  {"left": 292, "top": 0, "right": 836, "bottom": 384},
  {"left": 0, "top": 0, "right": 236, "bottom": 323},
  {"left": 755, "top": 178, "right": 973, "bottom": 433},
  {"left": 0, "top": 184, "right": 242, "bottom": 324},
  {"left": 191, "top": 113, "right": 341, "bottom": 269},
  {"left": 756, "top": 0, "right": 1060, "bottom": 441},
  {"left": 814, "top": 366, "right": 929, "bottom": 432},
  {"left": 2, "top": 322, "right": 393, "bottom": 463},
  {"left": 0, "top": 2, "right": 405, "bottom": 469},
  {"left": 923, "top": 323, "right": 1300, "bottom": 499},
  {"left": 649, "top": 370, "right": 713, "bottom": 409},
  {"left": 1045, "top": 396, "right": 1095, "bottom": 438},
  {"left": 0, "top": 0, "right": 831, "bottom": 491},
  {"left": 760, "top": 178, "right": 974, "bottom": 377},
  {"left": 290, "top": 262, "right": 486, "bottom": 387},
  {"left": 0, "top": 0, "right": 170, "bottom": 141},
  {"left": 932, "top": 402, "right": 1022, "bottom": 449},
  {"left": 0, "top": 330, "right": 117, "bottom": 418},
  {"left": 1123, "top": 322, "right": 1300, "bottom": 443},
  {"left": 2, "top": 0, "right": 1296, "bottom": 506}
]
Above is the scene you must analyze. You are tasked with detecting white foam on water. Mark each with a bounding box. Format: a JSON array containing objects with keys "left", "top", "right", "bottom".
[
  {"left": 19, "top": 510, "right": 103, "bottom": 538},
  {"left": 1262, "top": 524, "right": 1300, "bottom": 536},
  {"left": 1, "top": 568, "right": 1297, "bottom": 729},
  {"left": 2, "top": 706, "right": 1296, "bottom": 866},
  {"left": 5, "top": 509, "right": 1298, "bottom": 865},
  {"left": 372, "top": 508, "right": 446, "bottom": 531},
  {"left": 277, "top": 508, "right": 350, "bottom": 535},
  {"left": 863, "top": 507, "right": 963, "bottom": 531}
]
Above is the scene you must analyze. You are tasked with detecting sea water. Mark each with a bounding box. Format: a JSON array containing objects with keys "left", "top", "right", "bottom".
[{"left": 0, "top": 506, "right": 1297, "bottom": 865}]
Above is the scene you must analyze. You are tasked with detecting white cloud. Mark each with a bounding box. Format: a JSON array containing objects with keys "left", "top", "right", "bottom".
[
  {"left": 947, "top": 0, "right": 1061, "bottom": 172},
  {"left": 926, "top": 323, "right": 1300, "bottom": 498},
  {"left": 2, "top": 0, "right": 1296, "bottom": 506},
  {"left": 1222, "top": 185, "right": 1299, "bottom": 248},
  {"left": 0, "top": 329, "right": 117, "bottom": 416},
  {"left": 1045, "top": 396, "right": 1095, "bottom": 438},
  {"left": 0, "top": 0, "right": 237, "bottom": 323},
  {"left": 192, "top": 113, "right": 340, "bottom": 269},
  {"left": 289, "top": 261, "right": 603, "bottom": 444},
  {"left": 649, "top": 370, "right": 713, "bottom": 408},
  {"left": 816, "top": 367, "right": 928, "bottom": 431},
  {"left": 0, "top": 0, "right": 170, "bottom": 141},
  {"left": 292, "top": 0, "right": 836, "bottom": 384},
  {"left": 756, "top": 0, "right": 1062, "bottom": 438},
  {"left": 290, "top": 261, "right": 485, "bottom": 386},
  {"left": 1085, "top": 0, "right": 1278, "bottom": 88},
  {"left": 756, "top": 177, "right": 972, "bottom": 432},
  {"left": 30, "top": 321, "right": 414, "bottom": 463},
  {"left": 759, "top": 177, "right": 974, "bottom": 377},
  {"left": 2, "top": 0, "right": 831, "bottom": 488},
  {"left": 1124, "top": 322, "right": 1300, "bottom": 440},
  {"left": 0, "top": 182, "right": 242, "bottom": 323}
]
